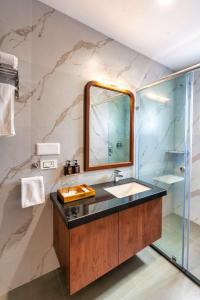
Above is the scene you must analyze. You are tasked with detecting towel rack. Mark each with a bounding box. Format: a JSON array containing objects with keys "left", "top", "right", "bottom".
[{"left": 0, "top": 63, "right": 19, "bottom": 98}]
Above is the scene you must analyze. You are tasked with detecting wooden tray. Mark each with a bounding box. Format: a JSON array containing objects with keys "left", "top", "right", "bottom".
[{"left": 57, "top": 184, "right": 96, "bottom": 203}]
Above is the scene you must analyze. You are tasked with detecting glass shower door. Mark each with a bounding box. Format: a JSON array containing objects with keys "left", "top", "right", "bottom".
[
  {"left": 187, "top": 69, "right": 200, "bottom": 281},
  {"left": 136, "top": 74, "right": 191, "bottom": 266}
]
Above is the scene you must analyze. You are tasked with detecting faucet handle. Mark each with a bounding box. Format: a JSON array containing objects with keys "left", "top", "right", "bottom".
[{"left": 114, "top": 169, "right": 122, "bottom": 174}]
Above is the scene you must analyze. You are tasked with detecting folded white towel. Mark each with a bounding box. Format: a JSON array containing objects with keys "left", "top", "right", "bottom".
[
  {"left": 0, "top": 51, "right": 18, "bottom": 69},
  {"left": 21, "top": 176, "right": 45, "bottom": 208},
  {"left": 0, "top": 83, "right": 15, "bottom": 136}
]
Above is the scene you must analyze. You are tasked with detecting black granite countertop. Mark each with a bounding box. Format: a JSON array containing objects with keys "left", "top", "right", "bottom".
[{"left": 50, "top": 177, "right": 167, "bottom": 228}]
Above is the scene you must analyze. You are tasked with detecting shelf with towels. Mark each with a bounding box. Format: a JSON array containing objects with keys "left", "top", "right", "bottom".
[{"left": 0, "top": 63, "right": 19, "bottom": 98}]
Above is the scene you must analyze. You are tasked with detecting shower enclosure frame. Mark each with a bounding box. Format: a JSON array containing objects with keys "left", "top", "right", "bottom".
[{"left": 136, "top": 63, "right": 200, "bottom": 287}]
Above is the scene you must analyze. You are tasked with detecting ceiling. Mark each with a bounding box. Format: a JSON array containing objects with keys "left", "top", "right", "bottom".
[{"left": 38, "top": 0, "right": 200, "bottom": 71}]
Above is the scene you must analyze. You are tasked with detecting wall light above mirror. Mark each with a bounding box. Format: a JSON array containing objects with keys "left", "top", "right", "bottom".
[{"left": 84, "top": 81, "right": 134, "bottom": 171}]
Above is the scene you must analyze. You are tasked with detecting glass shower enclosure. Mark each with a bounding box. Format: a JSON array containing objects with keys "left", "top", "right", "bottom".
[{"left": 137, "top": 69, "right": 200, "bottom": 284}]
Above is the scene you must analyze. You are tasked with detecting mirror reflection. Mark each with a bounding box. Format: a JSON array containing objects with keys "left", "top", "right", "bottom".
[
  {"left": 90, "top": 86, "right": 130, "bottom": 165},
  {"left": 84, "top": 81, "right": 134, "bottom": 171}
]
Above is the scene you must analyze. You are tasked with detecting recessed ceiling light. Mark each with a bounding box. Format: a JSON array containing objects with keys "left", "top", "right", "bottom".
[{"left": 157, "top": 0, "right": 174, "bottom": 5}]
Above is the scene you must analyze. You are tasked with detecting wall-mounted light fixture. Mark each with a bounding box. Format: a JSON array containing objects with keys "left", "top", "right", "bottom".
[{"left": 145, "top": 92, "right": 170, "bottom": 103}]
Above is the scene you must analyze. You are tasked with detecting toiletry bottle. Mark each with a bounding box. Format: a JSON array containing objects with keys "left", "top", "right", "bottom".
[
  {"left": 73, "top": 160, "right": 80, "bottom": 174},
  {"left": 65, "top": 160, "right": 73, "bottom": 175}
]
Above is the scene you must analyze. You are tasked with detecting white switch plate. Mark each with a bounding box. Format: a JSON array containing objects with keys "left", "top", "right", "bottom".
[
  {"left": 36, "top": 143, "right": 60, "bottom": 155},
  {"left": 40, "top": 159, "right": 57, "bottom": 169}
]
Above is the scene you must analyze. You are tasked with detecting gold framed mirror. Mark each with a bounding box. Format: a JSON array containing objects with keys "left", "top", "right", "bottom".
[{"left": 84, "top": 81, "right": 134, "bottom": 171}]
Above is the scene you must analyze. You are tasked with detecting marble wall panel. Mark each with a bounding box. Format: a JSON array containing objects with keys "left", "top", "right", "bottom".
[{"left": 0, "top": 0, "right": 170, "bottom": 294}]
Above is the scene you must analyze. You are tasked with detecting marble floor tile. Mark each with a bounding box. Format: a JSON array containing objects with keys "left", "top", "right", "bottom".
[{"left": 0, "top": 247, "right": 199, "bottom": 300}]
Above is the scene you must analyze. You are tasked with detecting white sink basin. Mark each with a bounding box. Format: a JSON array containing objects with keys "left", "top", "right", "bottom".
[{"left": 104, "top": 182, "right": 151, "bottom": 198}]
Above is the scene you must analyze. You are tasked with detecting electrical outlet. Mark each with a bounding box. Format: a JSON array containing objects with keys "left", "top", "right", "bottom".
[{"left": 40, "top": 159, "right": 57, "bottom": 169}]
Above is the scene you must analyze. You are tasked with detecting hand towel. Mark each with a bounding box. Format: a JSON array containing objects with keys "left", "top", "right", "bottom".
[
  {"left": 0, "top": 51, "right": 18, "bottom": 69},
  {"left": 21, "top": 176, "right": 45, "bottom": 208},
  {"left": 0, "top": 83, "right": 15, "bottom": 136}
]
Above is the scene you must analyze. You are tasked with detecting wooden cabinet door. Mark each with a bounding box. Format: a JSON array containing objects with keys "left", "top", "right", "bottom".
[
  {"left": 119, "top": 204, "right": 145, "bottom": 264},
  {"left": 69, "top": 213, "right": 119, "bottom": 294},
  {"left": 119, "top": 198, "right": 162, "bottom": 264},
  {"left": 143, "top": 198, "right": 162, "bottom": 246}
]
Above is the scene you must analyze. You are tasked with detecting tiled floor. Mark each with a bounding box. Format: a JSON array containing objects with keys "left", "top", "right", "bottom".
[
  {"left": 0, "top": 247, "right": 200, "bottom": 300},
  {"left": 155, "top": 213, "right": 200, "bottom": 279}
]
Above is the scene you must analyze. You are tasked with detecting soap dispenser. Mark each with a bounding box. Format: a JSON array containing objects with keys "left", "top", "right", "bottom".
[
  {"left": 73, "top": 160, "right": 80, "bottom": 174},
  {"left": 64, "top": 160, "right": 73, "bottom": 176}
]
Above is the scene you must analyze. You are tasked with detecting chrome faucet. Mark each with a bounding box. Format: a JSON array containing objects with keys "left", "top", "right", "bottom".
[{"left": 114, "top": 170, "right": 123, "bottom": 183}]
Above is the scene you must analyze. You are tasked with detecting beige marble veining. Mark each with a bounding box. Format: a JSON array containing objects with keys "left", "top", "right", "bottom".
[
  {"left": 0, "top": 4, "right": 55, "bottom": 49},
  {"left": 0, "top": 0, "right": 171, "bottom": 295}
]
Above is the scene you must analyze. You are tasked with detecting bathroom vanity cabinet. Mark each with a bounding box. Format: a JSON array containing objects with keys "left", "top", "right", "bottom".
[
  {"left": 53, "top": 198, "right": 162, "bottom": 294},
  {"left": 53, "top": 208, "right": 119, "bottom": 294},
  {"left": 51, "top": 178, "right": 165, "bottom": 295}
]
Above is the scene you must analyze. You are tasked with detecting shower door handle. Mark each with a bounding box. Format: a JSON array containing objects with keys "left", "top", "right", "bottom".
[{"left": 180, "top": 166, "right": 185, "bottom": 173}]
